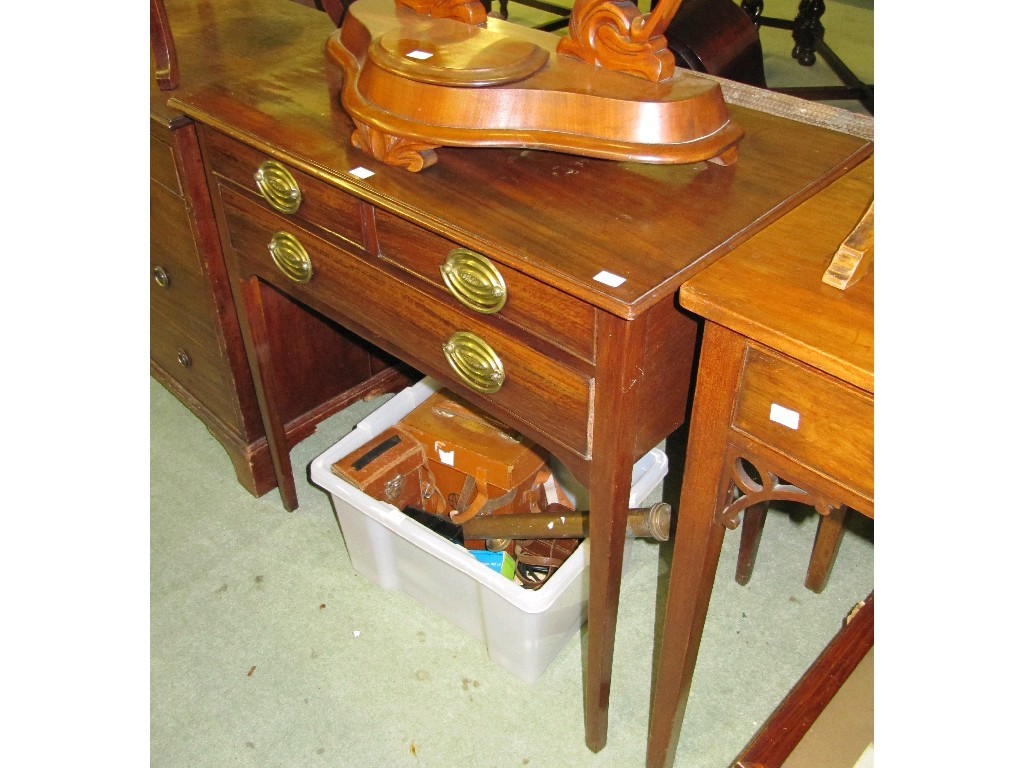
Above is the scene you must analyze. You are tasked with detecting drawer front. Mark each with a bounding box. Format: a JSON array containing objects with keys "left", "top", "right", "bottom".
[
  {"left": 150, "top": 129, "right": 182, "bottom": 196},
  {"left": 200, "top": 127, "right": 365, "bottom": 250},
  {"left": 151, "top": 180, "right": 205, "bottom": 275},
  {"left": 373, "top": 208, "right": 597, "bottom": 363},
  {"left": 219, "top": 186, "right": 595, "bottom": 459},
  {"left": 150, "top": 243, "right": 220, "bottom": 345},
  {"left": 150, "top": 178, "right": 219, "bottom": 342},
  {"left": 151, "top": 304, "right": 241, "bottom": 432},
  {"left": 733, "top": 346, "right": 873, "bottom": 500}
]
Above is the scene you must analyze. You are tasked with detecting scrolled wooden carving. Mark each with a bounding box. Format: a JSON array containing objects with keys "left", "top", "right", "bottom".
[
  {"left": 555, "top": 0, "right": 682, "bottom": 82},
  {"left": 396, "top": 0, "right": 487, "bottom": 25},
  {"left": 351, "top": 121, "right": 440, "bottom": 171},
  {"left": 715, "top": 446, "right": 840, "bottom": 530}
]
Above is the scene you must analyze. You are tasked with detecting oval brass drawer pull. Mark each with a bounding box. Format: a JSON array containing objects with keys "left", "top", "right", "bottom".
[
  {"left": 268, "top": 231, "right": 313, "bottom": 283},
  {"left": 440, "top": 248, "right": 507, "bottom": 314},
  {"left": 254, "top": 160, "right": 302, "bottom": 214},
  {"left": 442, "top": 331, "right": 505, "bottom": 394}
]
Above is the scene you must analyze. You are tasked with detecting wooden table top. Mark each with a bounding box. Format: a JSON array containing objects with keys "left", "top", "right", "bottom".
[
  {"left": 678, "top": 157, "right": 874, "bottom": 393},
  {"left": 150, "top": 0, "right": 339, "bottom": 127},
  {"left": 158, "top": 0, "right": 873, "bottom": 320}
]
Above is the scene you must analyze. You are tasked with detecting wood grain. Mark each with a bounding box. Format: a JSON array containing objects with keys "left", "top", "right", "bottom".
[
  {"left": 329, "top": 0, "right": 742, "bottom": 167},
  {"left": 679, "top": 159, "right": 874, "bottom": 392},
  {"left": 152, "top": 0, "right": 415, "bottom": 497},
  {"left": 164, "top": 0, "right": 871, "bottom": 318}
]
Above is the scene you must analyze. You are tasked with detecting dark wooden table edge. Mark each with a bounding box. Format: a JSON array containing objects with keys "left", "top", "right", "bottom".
[{"left": 732, "top": 591, "right": 874, "bottom": 768}]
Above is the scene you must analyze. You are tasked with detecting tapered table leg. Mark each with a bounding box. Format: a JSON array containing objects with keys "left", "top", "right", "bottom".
[
  {"left": 237, "top": 277, "right": 299, "bottom": 511},
  {"left": 805, "top": 504, "right": 848, "bottom": 593},
  {"left": 584, "top": 313, "right": 648, "bottom": 752},
  {"left": 647, "top": 322, "right": 745, "bottom": 768},
  {"left": 735, "top": 501, "right": 769, "bottom": 585}
]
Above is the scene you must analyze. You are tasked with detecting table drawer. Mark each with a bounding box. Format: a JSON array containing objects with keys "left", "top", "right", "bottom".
[
  {"left": 200, "top": 127, "right": 366, "bottom": 251},
  {"left": 149, "top": 241, "right": 220, "bottom": 345},
  {"left": 151, "top": 180, "right": 205, "bottom": 275},
  {"left": 219, "top": 185, "right": 595, "bottom": 459},
  {"left": 151, "top": 304, "right": 241, "bottom": 432},
  {"left": 150, "top": 129, "right": 182, "bottom": 196},
  {"left": 373, "top": 208, "right": 597, "bottom": 363},
  {"left": 733, "top": 346, "right": 873, "bottom": 500}
]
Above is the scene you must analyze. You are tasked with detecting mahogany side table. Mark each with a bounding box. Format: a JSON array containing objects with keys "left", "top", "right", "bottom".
[{"left": 646, "top": 156, "right": 874, "bottom": 768}]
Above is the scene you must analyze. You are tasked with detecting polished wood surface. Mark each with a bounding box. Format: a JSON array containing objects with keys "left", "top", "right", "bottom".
[
  {"left": 159, "top": 0, "right": 872, "bottom": 755},
  {"left": 646, "top": 158, "right": 874, "bottom": 768},
  {"left": 556, "top": 0, "right": 683, "bottom": 81},
  {"left": 663, "top": 0, "right": 767, "bottom": 87},
  {"left": 674, "top": 160, "right": 873, "bottom": 392},
  {"left": 203, "top": 119, "right": 699, "bottom": 752},
  {"left": 150, "top": 115, "right": 274, "bottom": 493},
  {"left": 327, "top": 0, "right": 743, "bottom": 170},
  {"left": 167, "top": 4, "right": 870, "bottom": 318}
]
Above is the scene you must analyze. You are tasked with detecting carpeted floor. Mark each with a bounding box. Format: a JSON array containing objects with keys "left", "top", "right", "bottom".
[{"left": 151, "top": 372, "right": 873, "bottom": 768}]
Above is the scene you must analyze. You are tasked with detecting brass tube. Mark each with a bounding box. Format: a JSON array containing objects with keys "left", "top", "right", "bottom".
[{"left": 462, "top": 502, "right": 672, "bottom": 543}]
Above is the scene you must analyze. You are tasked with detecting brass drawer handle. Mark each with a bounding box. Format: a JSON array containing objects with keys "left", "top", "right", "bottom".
[
  {"left": 442, "top": 331, "right": 505, "bottom": 394},
  {"left": 153, "top": 265, "right": 170, "bottom": 288},
  {"left": 268, "top": 231, "right": 313, "bottom": 283},
  {"left": 440, "top": 248, "right": 507, "bottom": 314},
  {"left": 254, "top": 160, "right": 302, "bottom": 214}
]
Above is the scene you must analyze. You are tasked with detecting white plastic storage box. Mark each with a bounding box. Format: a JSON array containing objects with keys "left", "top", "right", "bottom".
[{"left": 310, "top": 378, "right": 668, "bottom": 683}]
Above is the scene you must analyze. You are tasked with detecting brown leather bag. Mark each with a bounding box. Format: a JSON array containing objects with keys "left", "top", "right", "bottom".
[
  {"left": 330, "top": 426, "right": 429, "bottom": 512},
  {"left": 396, "top": 391, "right": 550, "bottom": 525}
]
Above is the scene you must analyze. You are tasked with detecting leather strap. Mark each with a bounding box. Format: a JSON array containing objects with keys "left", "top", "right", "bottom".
[{"left": 450, "top": 468, "right": 516, "bottom": 523}]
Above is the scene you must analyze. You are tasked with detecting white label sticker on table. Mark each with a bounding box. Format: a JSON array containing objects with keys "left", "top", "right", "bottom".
[
  {"left": 593, "top": 270, "right": 626, "bottom": 287},
  {"left": 407, "top": 50, "right": 433, "bottom": 60},
  {"left": 349, "top": 167, "right": 375, "bottom": 179},
  {"left": 769, "top": 403, "right": 800, "bottom": 430},
  {"left": 437, "top": 446, "right": 455, "bottom": 466}
]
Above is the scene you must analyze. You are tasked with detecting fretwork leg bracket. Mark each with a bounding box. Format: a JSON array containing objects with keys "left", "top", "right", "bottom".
[{"left": 715, "top": 445, "right": 848, "bottom": 593}]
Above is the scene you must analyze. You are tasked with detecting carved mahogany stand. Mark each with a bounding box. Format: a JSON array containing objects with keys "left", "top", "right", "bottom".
[{"left": 327, "top": 0, "right": 743, "bottom": 171}]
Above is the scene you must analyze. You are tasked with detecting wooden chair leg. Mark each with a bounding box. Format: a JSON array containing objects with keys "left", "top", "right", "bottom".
[
  {"left": 804, "top": 505, "right": 848, "bottom": 593},
  {"left": 735, "top": 501, "right": 769, "bottom": 585}
]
